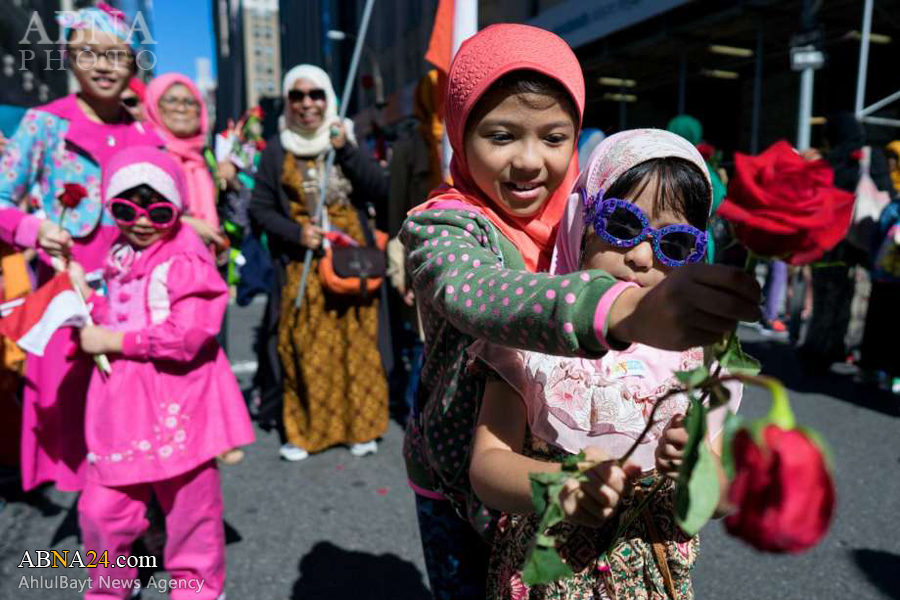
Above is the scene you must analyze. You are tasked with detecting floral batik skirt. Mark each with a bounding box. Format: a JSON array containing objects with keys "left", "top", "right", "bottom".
[{"left": 487, "top": 434, "right": 699, "bottom": 600}]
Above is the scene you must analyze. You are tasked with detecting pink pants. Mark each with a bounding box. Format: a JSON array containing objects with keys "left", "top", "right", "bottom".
[{"left": 78, "top": 461, "right": 225, "bottom": 600}]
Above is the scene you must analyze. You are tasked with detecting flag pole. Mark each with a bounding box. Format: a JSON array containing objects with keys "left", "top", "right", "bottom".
[
  {"left": 71, "top": 282, "right": 112, "bottom": 377},
  {"left": 294, "top": 0, "right": 377, "bottom": 309},
  {"left": 439, "top": 0, "right": 478, "bottom": 179}
]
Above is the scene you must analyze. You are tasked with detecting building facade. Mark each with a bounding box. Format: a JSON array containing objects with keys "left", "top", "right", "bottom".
[
  {"left": 213, "top": 0, "right": 246, "bottom": 127},
  {"left": 350, "top": 0, "right": 898, "bottom": 155},
  {"left": 1, "top": 0, "right": 69, "bottom": 134},
  {"left": 243, "top": 0, "right": 281, "bottom": 108}
]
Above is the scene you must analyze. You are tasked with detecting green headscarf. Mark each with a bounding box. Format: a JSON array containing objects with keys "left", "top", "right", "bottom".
[
  {"left": 667, "top": 114, "right": 725, "bottom": 262},
  {"left": 666, "top": 115, "right": 703, "bottom": 145}
]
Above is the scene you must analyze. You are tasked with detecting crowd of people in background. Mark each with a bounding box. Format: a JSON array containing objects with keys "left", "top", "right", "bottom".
[{"left": 1, "top": 6, "right": 899, "bottom": 600}]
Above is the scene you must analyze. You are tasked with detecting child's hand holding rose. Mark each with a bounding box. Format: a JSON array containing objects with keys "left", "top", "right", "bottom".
[
  {"left": 655, "top": 414, "right": 688, "bottom": 482},
  {"left": 560, "top": 446, "right": 641, "bottom": 528}
]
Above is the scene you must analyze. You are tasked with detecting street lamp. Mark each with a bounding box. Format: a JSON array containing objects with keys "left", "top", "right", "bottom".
[{"left": 327, "top": 29, "right": 386, "bottom": 109}]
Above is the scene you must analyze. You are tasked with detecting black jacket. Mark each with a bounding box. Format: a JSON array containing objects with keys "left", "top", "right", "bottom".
[
  {"left": 248, "top": 137, "right": 389, "bottom": 264},
  {"left": 247, "top": 136, "right": 393, "bottom": 391}
]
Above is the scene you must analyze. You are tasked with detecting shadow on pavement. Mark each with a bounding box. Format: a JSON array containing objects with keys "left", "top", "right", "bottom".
[
  {"left": 49, "top": 497, "right": 80, "bottom": 545},
  {"left": 850, "top": 549, "right": 900, "bottom": 599},
  {"left": 0, "top": 481, "right": 68, "bottom": 518},
  {"left": 291, "top": 541, "right": 430, "bottom": 600},
  {"left": 742, "top": 338, "right": 900, "bottom": 418}
]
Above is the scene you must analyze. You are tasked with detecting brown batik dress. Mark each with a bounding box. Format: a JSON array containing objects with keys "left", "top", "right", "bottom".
[{"left": 278, "top": 152, "right": 388, "bottom": 453}]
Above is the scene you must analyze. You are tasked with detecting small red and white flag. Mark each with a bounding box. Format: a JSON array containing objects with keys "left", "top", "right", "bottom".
[{"left": 0, "top": 272, "right": 89, "bottom": 356}]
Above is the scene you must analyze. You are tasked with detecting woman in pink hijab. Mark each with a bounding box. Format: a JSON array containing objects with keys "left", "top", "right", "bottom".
[{"left": 145, "top": 74, "right": 227, "bottom": 250}]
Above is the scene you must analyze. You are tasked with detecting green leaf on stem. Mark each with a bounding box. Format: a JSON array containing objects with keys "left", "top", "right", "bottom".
[
  {"left": 718, "top": 336, "right": 761, "bottom": 376},
  {"left": 719, "top": 409, "right": 743, "bottom": 481},
  {"left": 706, "top": 381, "right": 732, "bottom": 409},
  {"left": 529, "top": 472, "right": 570, "bottom": 520},
  {"left": 674, "top": 398, "right": 720, "bottom": 536},
  {"left": 562, "top": 451, "right": 586, "bottom": 471},
  {"left": 522, "top": 546, "right": 573, "bottom": 585},
  {"left": 524, "top": 470, "right": 578, "bottom": 585},
  {"left": 530, "top": 478, "right": 550, "bottom": 516},
  {"left": 760, "top": 377, "right": 795, "bottom": 429},
  {"left": 704, "top": 336, "right": 732, "bottom": 368},
  {"left": 675, "top": 366, "right": 710, "bottom": 389}
]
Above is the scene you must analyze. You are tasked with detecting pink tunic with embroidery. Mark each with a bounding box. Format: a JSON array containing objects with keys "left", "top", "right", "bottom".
[
  {"left": 469, "top": 341, "right": 742, "bottom": 470},
  {"left": 85, "top": 225, "right": 255, "bottom": 486}
]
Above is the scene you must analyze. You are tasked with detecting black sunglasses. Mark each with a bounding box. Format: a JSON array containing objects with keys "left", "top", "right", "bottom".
[
  {"left": 121, "top": 97, "right": 140, "bottom": 108},
  {"left": 288, "top": 89, "right": 326, "bottom": 103}
]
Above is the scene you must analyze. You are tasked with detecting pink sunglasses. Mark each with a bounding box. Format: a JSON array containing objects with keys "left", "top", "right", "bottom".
[{"left": 108, "top": 198, "right": 179, "bottom": 229}]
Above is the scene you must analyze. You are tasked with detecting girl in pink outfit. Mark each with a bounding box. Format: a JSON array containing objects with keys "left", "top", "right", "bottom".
[
  {"left": 0, "top": 6, "right": 163, "bottom": 493},
  {"left": 69, "top": 146, "right": 255, "bottom": 600},
  {"left": 468, "top": 130, "right": 744, "bottom": 599}
]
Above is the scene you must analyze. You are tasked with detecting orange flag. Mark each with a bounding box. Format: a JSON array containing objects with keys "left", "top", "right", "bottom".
[
  {"left": 425, "top": 0, "right": 454, "bottom": 119},
  {"left": 425, "top": 0, "right": 454, "bottom": 75}
]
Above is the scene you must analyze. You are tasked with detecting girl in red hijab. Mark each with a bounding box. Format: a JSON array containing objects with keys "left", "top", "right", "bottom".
[{"left": 400, "top": 24, "right": 761, "bottom": 599}]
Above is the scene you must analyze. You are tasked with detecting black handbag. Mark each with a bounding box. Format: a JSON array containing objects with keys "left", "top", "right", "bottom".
[{"left": 331, "top": 245, "right": 386, "bottom": 280}]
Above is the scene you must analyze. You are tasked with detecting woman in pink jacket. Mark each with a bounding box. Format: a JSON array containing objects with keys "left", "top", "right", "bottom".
[{"left": 69, "top": 146, "right": 254, "bottom": 600}]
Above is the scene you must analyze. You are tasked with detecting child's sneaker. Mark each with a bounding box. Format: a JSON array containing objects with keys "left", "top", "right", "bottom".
[
  {"left": 349, "top": 440, "right": 378, "bottom": 457},
  {"left": 279, "top": 443, "right": 309, "bottom": 462},
  {"left": 757, "top": 319, "right": 788, "bottom": 338}
]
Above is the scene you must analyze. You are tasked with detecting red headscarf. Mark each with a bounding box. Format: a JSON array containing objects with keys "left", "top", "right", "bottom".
[
  {"left": 127, "top": 77, "right": 146, "bottom": 102},
  {"left": 418, "top": 23, "right": 585, "bottom": 272}
]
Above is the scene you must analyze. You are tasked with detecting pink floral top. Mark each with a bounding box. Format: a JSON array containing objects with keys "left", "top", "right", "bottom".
[{"left": 469, "top": 341, "right": 742, "bottom": 471}]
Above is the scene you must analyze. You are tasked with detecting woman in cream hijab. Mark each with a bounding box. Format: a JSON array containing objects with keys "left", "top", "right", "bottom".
[{"left": 249, "top": 64, "right": 390, "bottom": 461}]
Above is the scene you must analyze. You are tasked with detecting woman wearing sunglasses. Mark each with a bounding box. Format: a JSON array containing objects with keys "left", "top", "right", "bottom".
[
  {"left": 66, "top": 146, "right": 254, "bottom": 600},
  {"left": 248, "top": 64, "right": 390, "bottom": 462},
  {"left": 0, "top": 5, "right": 162, "bottom": 494},
  {"left": 469, "top": 129, "right": 744, "bottom": 599}
]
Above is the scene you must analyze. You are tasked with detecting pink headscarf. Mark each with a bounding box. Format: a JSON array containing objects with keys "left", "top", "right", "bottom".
[
  {"left": 415, "top": 24, "right": 585, "bottom": 273},
  {"left": 144, "top": 74, "right": 218, "bottom": 228},
  {"left": 551, "top": 129, "right": 712, "bottom": 275}
]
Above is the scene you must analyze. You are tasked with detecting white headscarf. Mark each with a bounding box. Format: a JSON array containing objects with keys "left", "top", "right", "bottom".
[
  {"left": 279, "top": 64, "right": 357, "bottom": 157},
  {"left": 550, "top": 128, "right": 712, "bottom": 275}
]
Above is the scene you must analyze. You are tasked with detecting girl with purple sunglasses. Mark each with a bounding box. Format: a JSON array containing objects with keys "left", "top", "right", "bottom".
[{"left": 469, "top": 129, "right": 744, "bottom": 600}]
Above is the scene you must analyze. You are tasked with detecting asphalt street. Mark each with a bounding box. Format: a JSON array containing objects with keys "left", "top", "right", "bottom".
[{"left": 0, "top": 301, "right": 897, "bottom": 600}]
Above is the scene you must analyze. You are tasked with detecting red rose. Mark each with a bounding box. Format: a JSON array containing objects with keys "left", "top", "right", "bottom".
[
  {"left": 59, "top": 183, "right": 88, "bottom": 209},
  {"left": 717, "top": 140, "right": 855, "bottom": 265},
  {"left": 725, "top": 424, "right": 835, "bottom": 553}
]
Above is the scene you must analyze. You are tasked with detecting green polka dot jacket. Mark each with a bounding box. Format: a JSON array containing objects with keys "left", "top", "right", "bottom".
[{"left": 401, "top": 204, "right": 621, "bottom": 538}]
